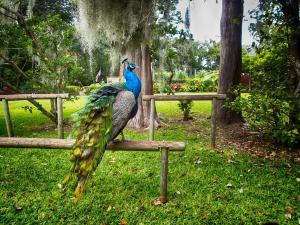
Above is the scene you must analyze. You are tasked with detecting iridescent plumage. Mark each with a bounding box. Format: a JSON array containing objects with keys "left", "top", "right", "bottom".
[{"left": 61, "top": 63, "right": 141, "bottom": 202}]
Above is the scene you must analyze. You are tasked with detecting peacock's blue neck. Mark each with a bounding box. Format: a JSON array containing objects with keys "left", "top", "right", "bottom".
[{"left": 124, "top": 67, "right": 141, "bottom": 98}]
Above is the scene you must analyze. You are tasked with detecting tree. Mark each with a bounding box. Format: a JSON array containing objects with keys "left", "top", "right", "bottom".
[
  {"left": 216, "top": 0, "right": 244, "bottom": 124},
  {"left": 0, "top": 1, "right": 86, "bottom": 123},
  {"left": 229, "top": 0, "right": 300, "bottom": 146}
]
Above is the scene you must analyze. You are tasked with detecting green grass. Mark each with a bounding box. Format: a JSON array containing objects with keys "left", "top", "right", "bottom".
[{"left": 0, "top": 97, "right": 299, "bottom": 224}]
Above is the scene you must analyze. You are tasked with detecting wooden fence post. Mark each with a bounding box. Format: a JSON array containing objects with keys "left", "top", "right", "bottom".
[
  {"left": 210, "top": 97, "right": 217, "bottom": 148},
  {"left": 2, "top": 99, "right": 13, "bottom": 137},
  {"left": 160, "top": 147, "right": 169, "bottom": 203},
  {"left": 57, "top": 97, "right": 64, "bottom": 139},
  {"left": 149, "top": 98, "right": 155, "bottom": 141}
]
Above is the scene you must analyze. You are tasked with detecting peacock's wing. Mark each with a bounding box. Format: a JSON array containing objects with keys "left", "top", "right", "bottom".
[
  {"left": 62, "top": 86, "right": 121, "bottom": 202},
  {"left": 110, "top": 90, "right": 137, "bottom": 140}
]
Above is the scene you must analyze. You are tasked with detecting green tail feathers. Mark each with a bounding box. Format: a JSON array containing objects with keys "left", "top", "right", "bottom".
[{"left": 61, "top": 91, "right": 115, "bottom": 203}]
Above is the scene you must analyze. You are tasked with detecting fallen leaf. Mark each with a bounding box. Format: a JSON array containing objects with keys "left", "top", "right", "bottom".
[
  {"left": 287, "top": 206, "right": 293, "bottom": 214},
  {"left": 203, "top": 212, "right": 209, "bottom": 220},
  {"left": 107, "top": 205, "right": 112, "bottom": 212},
  {"left": 176, "top": 191, "right": 181, "bottom": 195},
  {"left": 215, "top": 194, "right": 225, "bottom": 199},
  {"left": 193, "top": 157, "right": 202, "bottom": 165},
  {"left": 227, "top": 159, "right": 234, "bottom": 163},
  {"left": 120, "top": 220, "right": 127, "bottom": 225},
  {"left": 238, "top": 188, "right": 244, "bottom": 193},
  {"left": 14, "top": 204, "right": 23, "bottom": 211},
  {"left": 226, "top": 183, "right": 233, "bottom": 188},
  {"left": 284, "top": 163, "right": 292, "bottom": 168},
  {"left": 153, "top": 198, "right": 163, "bottom": 206},
  {"left": 284, "top": 213, "right": 292, "bottom": 219}
]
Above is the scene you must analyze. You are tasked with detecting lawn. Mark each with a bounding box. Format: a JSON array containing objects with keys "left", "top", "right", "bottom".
[{"left": 0, "top": 97, "right": 299, "bottom": 224}]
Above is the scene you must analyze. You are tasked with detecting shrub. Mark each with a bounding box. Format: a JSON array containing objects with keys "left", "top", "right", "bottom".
[
  {"left": 178, "top": 100, "right": 193, "bottom": 121},
  {"left": 182, "top": 77, "right": 203, "bottom": 92},
  {"left": 181, "top": 70, "right": 218, "bottom": 92},
  {"left": 230, "top": 42, "right": 300, "bottom": 147},
  {"left": 66, "top": 85, "right": 80, "bottom": 96}
]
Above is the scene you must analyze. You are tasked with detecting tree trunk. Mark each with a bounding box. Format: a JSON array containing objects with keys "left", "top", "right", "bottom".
[
  {"left": 128, "top": 43, "right": 158, "bottom": 128},
  {"left": 166, "top": 59, "right": 175, "bottom": 95},
  {"left": 280, "top": 0, "right": 300, "bottom": 94},
  {"left": 216, "top": 0, "right": 244, "bottom": 124},
  {"left": 279, "top": 0, "right": 300, "bottom": 121}
]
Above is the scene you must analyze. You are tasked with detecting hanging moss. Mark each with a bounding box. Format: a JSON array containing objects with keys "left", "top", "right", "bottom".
[{"left": 75, "top": 0, "right": 154, "bottom": 54}]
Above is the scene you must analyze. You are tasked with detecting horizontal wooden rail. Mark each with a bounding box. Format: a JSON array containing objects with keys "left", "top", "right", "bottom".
[
  {"left": 143, "top": 94, "right": 226, "bottom": 101},
  {"left": 0, "top": 138, "right": 185, "bottom": 151},
  {"left": 0, "top": 93, "right": 69, "bottom": 100}
]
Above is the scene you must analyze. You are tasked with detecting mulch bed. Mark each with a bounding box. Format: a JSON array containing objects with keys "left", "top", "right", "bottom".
[{"left": 217, "top": 122, "right": 300, "bottom": 162}]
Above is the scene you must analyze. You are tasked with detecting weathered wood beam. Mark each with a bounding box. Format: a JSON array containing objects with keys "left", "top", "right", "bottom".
[
  {"left": 57, "top": 97, "right": 64, "bottom": 139},
  {"left": 0, "top": 138, "right": 185, "bottom": 151},
  {"left": 2, "top": 99, "right": 14, "bottom": 137},
  {"left": 143, "top": 94, "right": 227, "bottom": 101},
  {"left": 160, "top": 148, "right": 168, "bottom": 203},
  {"left": 0, "top": 94, "right": 69, "bottom": 100},
  {"left": 149, "top": 98, "right": 155, "bottom": 141}
]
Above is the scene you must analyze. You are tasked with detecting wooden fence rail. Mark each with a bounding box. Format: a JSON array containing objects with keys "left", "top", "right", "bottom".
[
  {"left": 143, "top": 94, "right": 227, "bottom": 148},
  {"left": 0, "top": 94, "right": 69, "bottom": 139},
  {"left": 0, "top": 93, "right": 69, "bottom": 100},
  {"left": 0, "top": 137, "right": 185, "bottom": 203}
]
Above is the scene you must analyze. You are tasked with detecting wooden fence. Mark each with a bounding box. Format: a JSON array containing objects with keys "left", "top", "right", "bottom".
[
  {"left": 143, "top": 94, "right": 227, "bottom": 148},
  {"left": 0, "top": 94, "right": 69, "bottom": 139},
  {"left": 0, "top": 137, "right": 185, "bottom": 203}
]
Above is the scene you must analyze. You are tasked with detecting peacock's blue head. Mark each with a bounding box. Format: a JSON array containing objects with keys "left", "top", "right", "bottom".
[
  {"left": 127, "top": 63, "right": 136, "bottom": 71},
  {"left": 124, "top": 63, "right": 141, "bottom": 98}
]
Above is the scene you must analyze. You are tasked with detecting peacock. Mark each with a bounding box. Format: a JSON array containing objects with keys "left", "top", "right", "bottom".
[{"left": 61, "top": 59, "right": 141, "bottom": 202}]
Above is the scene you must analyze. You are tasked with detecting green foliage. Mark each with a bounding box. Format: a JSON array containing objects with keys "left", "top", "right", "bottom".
[
  {"left": 181, "top": 71, "right": 218, "bottom": 92},
  {"left": 154, "top": 70, "right": 218, "bottom": 94},
  {"left": 178, "top": 100, "right": 193, "bottom": 121},
  {"left": 66, "top": 85, "right": 81, "bottom": 96},
  {"left": 232, "top": 33, "right": 300, "bottom": 147},
  {"left": 30, "top": 15, "right": 85, "bottom": 92},
  {"left": 0, "top": 4, "right": 111, "bottom": 93},
  {"left": 33, "top": 0, "right": 75, "bottom": 23}
]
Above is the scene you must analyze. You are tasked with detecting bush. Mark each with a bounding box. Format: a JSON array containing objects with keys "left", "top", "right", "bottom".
[
  {"left": 230, "top": 42, "right": 300, "bottom": 147},
  {"left": 153, "top": 70, "right": 218, "bottom": 94},
  {"left": 178, "top": 100, "right": 193, "bottom": 121},
  {"left": 66, "top": 85, "right": 80, "bottom": 96},
  {"left": 182, "top": 77, "right": 202, "bottom": 92},
  {"left": 182, "top": 70, "right": 218, "bottom": 92}
]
